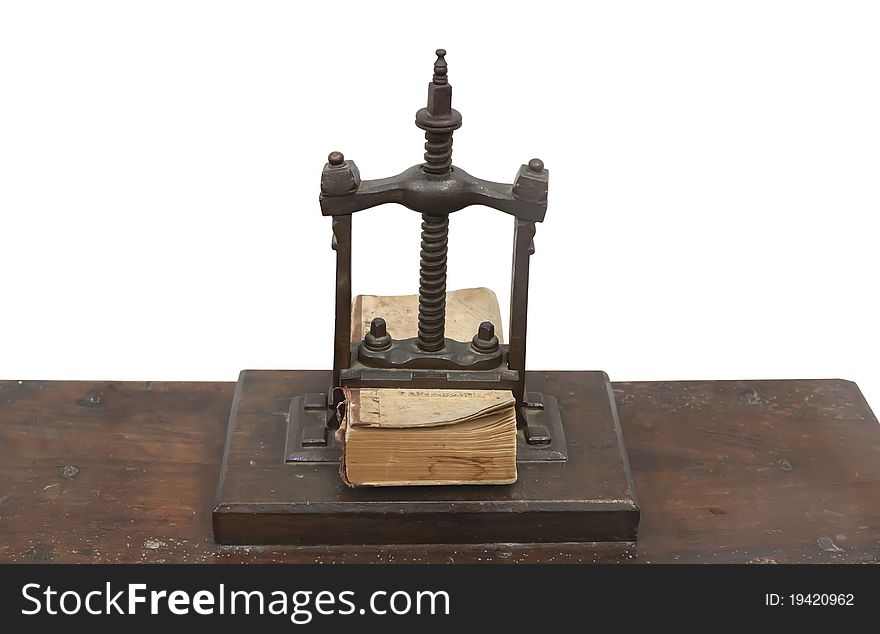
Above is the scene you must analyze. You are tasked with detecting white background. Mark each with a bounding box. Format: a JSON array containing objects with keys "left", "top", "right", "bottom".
[{"left": 1, "top": 2, "right": 878, "bottom": 411}]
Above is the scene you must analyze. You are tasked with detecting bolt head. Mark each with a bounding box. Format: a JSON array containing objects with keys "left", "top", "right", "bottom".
[
  {"left": 328, "top": 151, "right": 345, "bottom": 166},
  {"left": 477, "top": 321, "right": 495, "bottom": 341},
  {"left": 370, "top": 317, "right": 387, "bottom": 338},
  {"left": 363, "top": 316, "right": 392, "bottom": 352},
  {"left": 472, "top": 321, "right": 499, "bottom": 353},
  {"left": 528, "top": 158, "right": 544, "bottom": 172}
]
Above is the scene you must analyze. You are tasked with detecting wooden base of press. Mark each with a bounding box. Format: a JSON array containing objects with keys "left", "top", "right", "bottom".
[{"left": 212, "top": 369, "right": 639, "bottom": 545}]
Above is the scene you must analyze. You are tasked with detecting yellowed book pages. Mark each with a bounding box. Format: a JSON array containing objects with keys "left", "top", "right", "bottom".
[
  {"left": 351, "top": 287, "right": 504, "bottom": 344},
  {"left": 339, "top": 387, "right": 517, "bottom": 487},
  {"left": 348, "top": 388, "right": 515, "bottom": 428}
]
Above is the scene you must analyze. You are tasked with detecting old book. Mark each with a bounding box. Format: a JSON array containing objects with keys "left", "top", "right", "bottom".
[
  {"left": 338, "top": 387, "right": 517, "bottom": 487},
  {"left": 350, "top": 287, "right": 505, "bottom": 344}
]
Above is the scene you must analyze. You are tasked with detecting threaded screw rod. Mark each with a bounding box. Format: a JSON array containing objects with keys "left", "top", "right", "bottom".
[
  {"left": 423, "top": 130, "right": 453, "bottom": 175},
  {"left": 417, "top": 214, "right": 449, "bottom": 351},
  {"left": 413, "top": 49, "right": 461, "bottom": 353}
]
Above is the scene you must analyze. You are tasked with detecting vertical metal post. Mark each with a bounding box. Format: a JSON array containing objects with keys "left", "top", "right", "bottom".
[
  {"left": 331, "top": 216, "right": 352, "bottom": 392},
  {"left": 508, "top": 218, "right": 536, "bottom": 410}
]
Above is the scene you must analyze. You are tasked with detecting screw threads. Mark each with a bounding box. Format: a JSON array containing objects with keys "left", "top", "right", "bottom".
[
  {"left": 417, "top": 214, "right": 448, "bottom": 352},
  {"left": 423, "top": 131, "right": 453, "bottom": 175}
]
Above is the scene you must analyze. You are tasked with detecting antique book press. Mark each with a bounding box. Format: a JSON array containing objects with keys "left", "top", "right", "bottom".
[{"left": 213, "top": 51, "right": 640, "bottom": 545}]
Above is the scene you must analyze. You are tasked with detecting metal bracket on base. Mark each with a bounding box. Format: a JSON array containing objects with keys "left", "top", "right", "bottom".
[
  {"left": 517, "top": 392, "right": 567, "bottom": 461},
  {"left": 284, "top": 394, "right": 339, "bottom": 462}
]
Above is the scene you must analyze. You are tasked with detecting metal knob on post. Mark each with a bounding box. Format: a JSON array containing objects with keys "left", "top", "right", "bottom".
[
  {"left": 472, "top": 321, "right": 499, "bottom": 353},
  {"left": 363, "top": 317, "right": 392, "bottom": 352}
]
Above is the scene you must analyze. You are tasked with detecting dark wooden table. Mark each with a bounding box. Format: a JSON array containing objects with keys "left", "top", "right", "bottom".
[{"left": 1, "top": 374, "right": 878, "bottom": 563}]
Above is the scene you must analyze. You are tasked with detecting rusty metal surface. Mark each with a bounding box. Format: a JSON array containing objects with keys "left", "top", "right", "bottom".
[{"left": 316, "top": 50, "right": 551, "bottom": 447}]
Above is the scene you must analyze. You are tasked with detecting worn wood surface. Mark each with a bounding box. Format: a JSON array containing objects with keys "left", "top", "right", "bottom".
[{"left": 0, "top": 375, "right": 878, "bottom": 563}]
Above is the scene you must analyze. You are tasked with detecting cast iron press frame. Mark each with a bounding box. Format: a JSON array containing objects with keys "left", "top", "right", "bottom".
[{"left": 286, "top": 50, "right": 564, "bottom": 462}]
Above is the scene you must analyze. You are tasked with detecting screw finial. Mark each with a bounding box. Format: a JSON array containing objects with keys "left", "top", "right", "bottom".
[
  {"left": 528, "top": 158, "right": 544, "bottom": 172},
  {"left": 433, "top": 49, "right": 448, "bottom": 85},
  {"left": 328, "top": 151, "right": 345, "bottom": 166}
]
